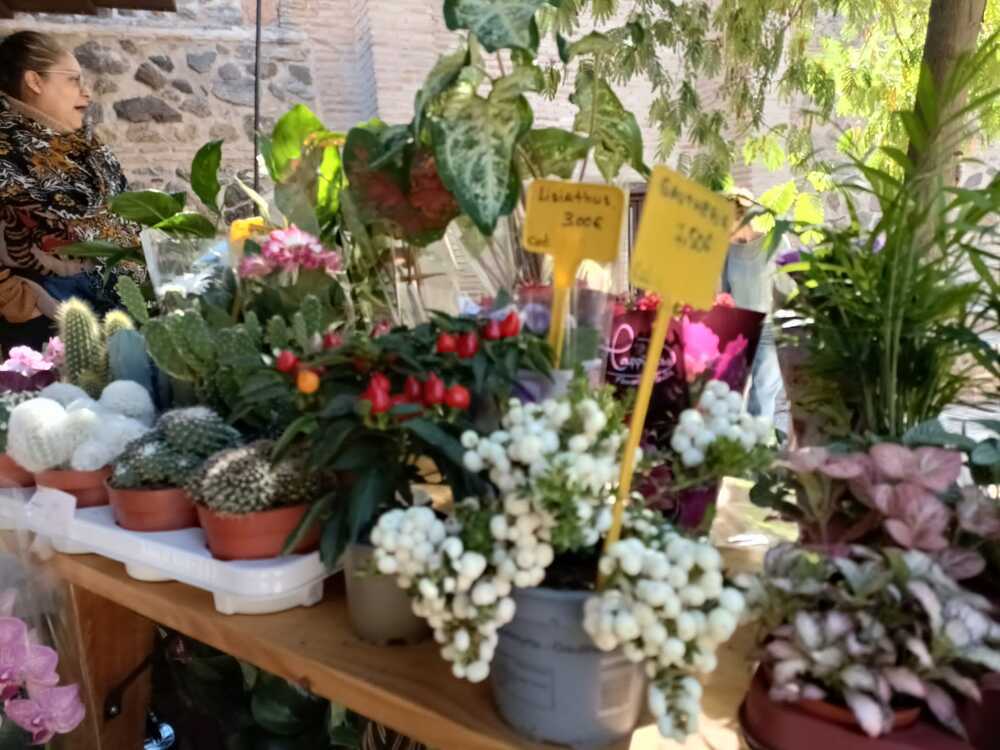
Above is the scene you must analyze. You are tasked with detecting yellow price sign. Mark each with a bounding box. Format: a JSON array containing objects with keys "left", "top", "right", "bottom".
[
  {"left": 522, "top": 180, "right": 625, "bottom": 366},
  {"left": 601, "top": 168, "right": 734, "bottom": 578},
  {"left": 629, "top": 166, "right": 733, "bottom": 307}
]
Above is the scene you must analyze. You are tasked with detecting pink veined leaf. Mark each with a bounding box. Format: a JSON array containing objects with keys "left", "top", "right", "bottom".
[
  {"left": 907, "top": 580, "right": 943, "bottom": 630},
  {"left": 957, "top": 489, "right": 1000, "bottom": 539},
  {"left": 938, "top": 667, "right": 982, "bottom": 703},
  {"left": 869, "top": 443, "right": 917, "bottom": 482},
  {"left": 884, "top": 518, "right": 915, "bottom": 548},
  {"left": 935, "top": 548, "right": 986, "bottom": 580},
  {"left": 820, "top": 452, "right": 869, "bottom": 480},
  {"left": 777, "top": 447, "right": 830, "bottom": 475},
  {"left": 912, "top": 447, "right": 964, "bottom": 493},
  {"left": 844, "top": 690, "right": 888, "bottom": 737},
  {"left": 886, "top": 486, "right": 952, "bottom": 551},
  {"left": 882, "top": 667, "right": 927, "bottom": 698},
  {"left": 867, "top": 483, "right": 895, "bottom": 513},
  {"left": 924, "top": 683, "right": 968, "bottom": 739}
]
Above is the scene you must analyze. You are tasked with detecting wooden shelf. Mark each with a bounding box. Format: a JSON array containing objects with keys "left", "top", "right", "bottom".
[{"left": 50, "top": 554, "right": 602, "bottom": 750}]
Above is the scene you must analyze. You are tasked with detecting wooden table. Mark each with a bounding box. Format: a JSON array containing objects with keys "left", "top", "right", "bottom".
[{"left": 45, "top": 483, "right": 776, "bottom": 750}]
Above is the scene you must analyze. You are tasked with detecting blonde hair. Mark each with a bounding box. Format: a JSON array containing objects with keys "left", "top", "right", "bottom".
[{"left": 0, "top": 31, "right": 66, "bottom": 99}]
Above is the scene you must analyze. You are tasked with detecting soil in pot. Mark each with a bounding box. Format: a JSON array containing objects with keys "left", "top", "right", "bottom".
[
  {"left": 490, "top": 586, "right": 645, "bottom": 747},
  {"left": 344, "top": 544, "right": 430, "bottom": 646},
  {"left": 108, "top": 483, "right": 199, "bottom": 532},
  {"left": 0, "top": 454, "right": 33, "bottom": 488},
  {"left": 196, "top": 504, "right": 320, "bottom": 561},
  {"left": 36, "top": 467, "right": 111, "bottom": 507}
]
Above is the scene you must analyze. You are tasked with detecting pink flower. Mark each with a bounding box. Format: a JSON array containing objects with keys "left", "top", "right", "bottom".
[
  {"left": 714, "top": 292, "right": 736, "bottom": 308},
  {"left": 5, "top": 683, "right": 85, "bottom": 744},
  {"left": 42, "top": 338, "right": 63, "bottom": 367},
  {"left": 238, "top": 255, "right": 274, "bottom": 279},
  {"left": 371, "top": 320, "right": 392, "bottom": 338},
  {"left": 636, "top": 293, "right": 661, "bottom": 312},
  {"left": 681, "top": 317, "right": 720, "bottom": 383},
  {"left": 0, "top": 347, "right": 54, "bottom": 377},
  {"left": 0, "top": 617, "right": 30, "bottom": 700},
  {"left": 256, "top": 226, "right": 343, "bottom": 277}
]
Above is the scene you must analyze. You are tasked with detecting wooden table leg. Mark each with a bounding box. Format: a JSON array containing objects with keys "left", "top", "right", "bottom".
[{"left": 52, "top": 582, "right": 157, "bottom": 750}]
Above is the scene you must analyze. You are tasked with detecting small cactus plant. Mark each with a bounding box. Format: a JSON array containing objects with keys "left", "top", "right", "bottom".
[
  {"left": 111, "top": 407, "right": 242, "bottom": 490},
  {"left": 185, "top": 440, "right": 319, "bottom": 515},
  {"left": 0, "top": 391, "right": 37, "bottom": 454}
]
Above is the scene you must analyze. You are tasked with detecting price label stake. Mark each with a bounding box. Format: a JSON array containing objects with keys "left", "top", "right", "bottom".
[
  {"left": 522, "top": 180, "right": 625, "bottom": 368},
  {"left": 601, "top": 167, "right": 734, "bottom": 577}
]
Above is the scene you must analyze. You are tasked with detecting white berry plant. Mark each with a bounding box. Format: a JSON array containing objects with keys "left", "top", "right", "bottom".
[{"left": 372, "top": 380, "right": 743, "bottom": 744}]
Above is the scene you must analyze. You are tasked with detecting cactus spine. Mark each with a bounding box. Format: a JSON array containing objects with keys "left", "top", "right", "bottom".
[{"left": 57, "top": 299, "right": 107, "bottom": 398}]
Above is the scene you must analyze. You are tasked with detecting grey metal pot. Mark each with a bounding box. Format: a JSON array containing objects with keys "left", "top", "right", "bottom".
[
  {"left": 344, "top": 544, "right": 430, "bottom": 646},
  {"left": 490, "top": 586, "right": 645, "bottom": 748}
]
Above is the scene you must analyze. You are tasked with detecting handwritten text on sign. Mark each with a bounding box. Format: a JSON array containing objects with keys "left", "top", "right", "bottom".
[
  {"left": 522, "top": 180, "right": 625, "bottom": 283},
  {"left": 630, "top": 167, "right": 734, "bottom": 308}
]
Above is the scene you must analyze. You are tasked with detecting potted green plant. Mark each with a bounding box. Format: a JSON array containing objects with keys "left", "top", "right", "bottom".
[
  {"left": 185, "top": 440, "right": 322, "bottom": 561},
  {"left": 741, "top": 543, "right": 1000, "bottom": 744},
  {"left": 370, "top": 378, "right": 748, "bottom": 746},
  {"left": 5, "top": 381, "right": 153, "bottom": 507},
  {"left": 108, "top": 407, "right": 243, "bottom": 532}
]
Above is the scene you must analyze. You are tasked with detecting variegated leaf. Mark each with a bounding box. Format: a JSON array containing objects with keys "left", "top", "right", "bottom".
[
  {"left": 570, "top": 69, "right": 649, "bottom": 181},
  {"left": 443, "top": 0, "right": 547, "bottom": 52},
  {"left": 925, "top": 683, "right": 968, "bottom": 739},
  {"left": 430, "top": 88, "right": 533, "bottom": 235},
  {"left": 963, "top": 645, "right": 1000, "bottom": 672},
  {"left": 882, "top": 666, "right": 927, "bottom": 698},
  {"left": 908, "top": 580, "right": 943, "bottom": 630},
  {"left": 844, "top": 690, "right": 888, "bottom": 738},
  {"left": 414, "top": 46, "right": 469, "bottom": 134},
  {"left": 794, "top": 611, "right": 823, "bottom": 650},
  {"left": 841, "top": 665, "right": 877, "bottom": 692},
  {"left": 938, "top": 667, "right": 982, "bottom": 702},
  {"left": 516, "top": 128, "right": 591, "bottom": 179}
]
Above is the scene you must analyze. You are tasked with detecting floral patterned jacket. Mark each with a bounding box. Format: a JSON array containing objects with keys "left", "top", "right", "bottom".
[{"left": 0, "top": 94, "right": 138, "bottom": 323}]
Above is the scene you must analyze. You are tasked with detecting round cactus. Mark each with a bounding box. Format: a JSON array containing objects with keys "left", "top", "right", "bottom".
[
  {"left": 111, "top": 432, "right": 202, "bottom": 490},
  {"left": 102, "top": 310, "right": 135, "bottom": 341},
  {"left": 6, "top": 398, "right": 82, "bottom": 473},
  {"left": 38, "top": 382, "right": 89, "bottom": 407},
  {"left": 186, "top": 441, "right": 319, "bottom": 516},
  {"left": 0, "top": 392, "right": 39, "bottom": 454},
  {"left": 99, "top": 380, "right": 156, "bottom": 426},
  {"left": 159, "top": 407, "right": 242, "bottom": 457}
]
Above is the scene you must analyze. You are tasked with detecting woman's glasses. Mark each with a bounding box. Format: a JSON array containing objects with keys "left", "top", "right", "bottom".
[{"left": 39, "top": 69, "right": 90, "bottom": 93}]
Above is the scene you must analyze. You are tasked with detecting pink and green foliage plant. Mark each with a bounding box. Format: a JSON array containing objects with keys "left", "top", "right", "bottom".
[
  {"left": 0, "top": 589, "right": 84, "bottom": 744},
  {"left": 756, "top": 442, "right": 1000, "bottom": 580},
  {"left": 745, "top": 544, "right": 1000, "bottom": 739}
]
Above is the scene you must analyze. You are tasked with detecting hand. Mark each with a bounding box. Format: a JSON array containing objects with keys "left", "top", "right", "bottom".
[
  {"left": 29, "top": 247, "right": 93, "bottom": 276},
  {"left": 22, "top": 279, "right": 60, "bottom": 319}
]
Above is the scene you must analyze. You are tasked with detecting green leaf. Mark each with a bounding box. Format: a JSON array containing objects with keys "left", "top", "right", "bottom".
[
  {"left": 558, "top": 31, "right": 614, "bottom": 62},
  {"left": 492, "top": 64, "right": 545, "bottom": 100},
  {"left": 58, "top": 240, "right": 138, "bottom": 259},
  {"left": 281, "top": 492, "right": 334, "bottom": 556},
  {"left": 191, "top": 139, "right": 223, "bottom": 214},
  {"left": 430, "top": 87, "right": 532, "bottom": 235},
  {"left": 570, "top": 70, "right": 647, "bottom": 181},
  {"left": 347, "top": 470, "right": 392, "bottom": 544},
  {"left": 270, "top": 105, "right": 326, "bottom": 181},
  {"left": 111, "top": 190, "right": 184, "bottom": 226},
  {"left": 250, "top": 672, "right": 327, "bottom": 736},
  {"left": 153, "top": 212, "right": 217, "bottom": 238},
  {"left": 443, "top": 0, "right": 547, "bottom": 52},
  {"left": 516, "top": 127, "right": 591, "bottom": 179},
  {"left": 793, "top": 191, "right": 824, "bottom": 226},
  {"left": 320, "top": 504, "right": 348, "bottom": 567},
  {"left": 971, "top": 442, "right": 1000, "bottom": 467},
  {"left": 402, "top": 418, "right": 465, "bottom": 467},
  {"left": 902, "top": 419, "right": 978, "bottom": 450},
  {"left": 414, "top": 46, "right": 469, "bottom": 133},
  {"left": 116, "top": 275, "right": 149, "bottom": 325},
  {"left": 235, "top": 177, "right": 272, "bottom": 222}
]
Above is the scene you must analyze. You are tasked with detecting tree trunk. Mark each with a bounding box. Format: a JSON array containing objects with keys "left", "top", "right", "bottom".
[{"left": 909, "top": 0, "right": 987, "bottom": 184}]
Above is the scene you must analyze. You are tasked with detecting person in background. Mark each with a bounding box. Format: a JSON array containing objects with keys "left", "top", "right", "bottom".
[
  {"left": 0, "top": 31, "right": 138, "bottom": 352},
  {"left": 720, "top": 187, "right": 794, "bottom": 423}
]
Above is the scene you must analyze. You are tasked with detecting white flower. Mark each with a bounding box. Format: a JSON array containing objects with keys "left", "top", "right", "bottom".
[
  {"left": 670, "top": 431, "right": 692, "bottom": 453},
  {"left": 463, "top": 451, "right": 484, "bottom": 472},
  {"left": 681, "top": 447, "right": 705, "bottom": 467},
  {"left": 679, "top": 409, "right": 704, "bottom": 431},
  {"left": 461, "top": 431, "right": 479, "bottom": 449}
]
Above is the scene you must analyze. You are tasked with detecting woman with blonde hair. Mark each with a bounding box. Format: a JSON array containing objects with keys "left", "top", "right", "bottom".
[{"left": 0, "top": 30, "right": 138, "bottom": 351}]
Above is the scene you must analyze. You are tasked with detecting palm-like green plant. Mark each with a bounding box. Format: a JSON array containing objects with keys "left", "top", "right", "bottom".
[{"left": 781, "top": 36, "right": 1000, "bottom": 440}]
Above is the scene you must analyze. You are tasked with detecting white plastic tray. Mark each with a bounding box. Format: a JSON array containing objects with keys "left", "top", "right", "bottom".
[{"left": 0, "top": 488, "right": 333, "bottom": 615}]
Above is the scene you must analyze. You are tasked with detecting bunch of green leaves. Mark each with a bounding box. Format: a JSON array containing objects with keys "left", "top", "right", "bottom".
[
  {"left": 63, "top": 140, "right": 226, "bottom": 267},
  {"left": 778, "top": 52, "right": 1000, "bottom": 439}
]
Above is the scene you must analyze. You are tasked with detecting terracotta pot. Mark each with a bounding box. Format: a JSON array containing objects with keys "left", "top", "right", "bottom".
[
  {"left": 196, "top": 504, "right": 320, "bottom": 561},
  {"left": 741, "top": 668, "right": 970, "bottom": 750},
  {"left": 344, "top": 544, "right": 430, "bottom": 646},
  {"left": 0, "top": 454, "right": 33, "bottom": 488},
  {"left": 35, "top": 467, "right": 111, "bottom": 507},
  {"left": 108, "top": 483, "right": 199, "bottom": 532},
  {"left": 799, "top": 695, "right": 921, "bottom": 732}
]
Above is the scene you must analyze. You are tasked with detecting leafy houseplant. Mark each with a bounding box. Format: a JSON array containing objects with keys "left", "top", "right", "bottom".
[
  {"left": 370, "top": 380, "right": 746, "bottom": 746},
  {"left": 744, "top": 543, "right": 1000, "bottom": 739},
  {"left": 185, "top": 440, "right": 322, "bottom": 561},
  {"left": 108, "top": 407, "right": 242, "bottom": 532}
]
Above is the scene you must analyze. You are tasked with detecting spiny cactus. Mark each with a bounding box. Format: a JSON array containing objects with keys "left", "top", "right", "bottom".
[
  {"left": 160, "top": 407, "right": 242, "bottom": 456},
  {"left": 115, "top": 276, "right": 149, "bottom": 326},
  {"left": 102, "top": 310, "right": 135, "bottom": 340},
  {"left": 111, "top": 407, "right": 242, "bottom": 490},
  {"left": 0, "top": 392, "right": 37, "bottom": 454},
  {"left": 57, "top": 299, "right": 106, "bottom": 397},
  {"left": 186, "top": 440, "right": 319, "bottom": 515}
]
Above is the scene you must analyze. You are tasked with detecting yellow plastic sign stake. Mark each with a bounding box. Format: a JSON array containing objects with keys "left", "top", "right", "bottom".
[
  {"left": 601, "top": 167, "right": 734, "bottom": 574},
  {"left": 522, "top": 180, "right": 625, "bottom": 367}
]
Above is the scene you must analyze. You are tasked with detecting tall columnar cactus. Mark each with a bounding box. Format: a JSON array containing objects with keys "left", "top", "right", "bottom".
[
  {"left": 102, "top": 310, "right": 135, "bottom": 341},
  {"left": 57, "top": 299, "right": 108, "bottom": 398},
  {"left": 111, "top": 407, "right": 242, "bottom": 490},
  {"left": 185, "top": 440, "right": 319, "bottom": 515}
]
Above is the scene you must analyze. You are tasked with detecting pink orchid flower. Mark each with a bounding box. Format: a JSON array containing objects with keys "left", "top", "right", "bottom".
[
  {"left": 5, "top": 683, "right": 85, "bottom": 744},
  {"left": 0, "top": 617, "right": 30, "bottom": 700},
  {"left": 681, "top": 317, "right": 720, "bottom": 383},
  {"left": 237, "top": 255, "right": 274, "bottom": 279}
]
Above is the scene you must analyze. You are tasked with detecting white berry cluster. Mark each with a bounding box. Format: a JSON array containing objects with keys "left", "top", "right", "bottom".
[
  {"left": 583, "top": 508, "right": 746, "bottom": 742},
  {"left": 371, "top": 506, "right": 516, "bottom": 683},
  {"left": 670, "top": 380, "right": 773, "bottom": 467},
  {"left": 461, "top": 393, "right": 630, "bottom": 553}
]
